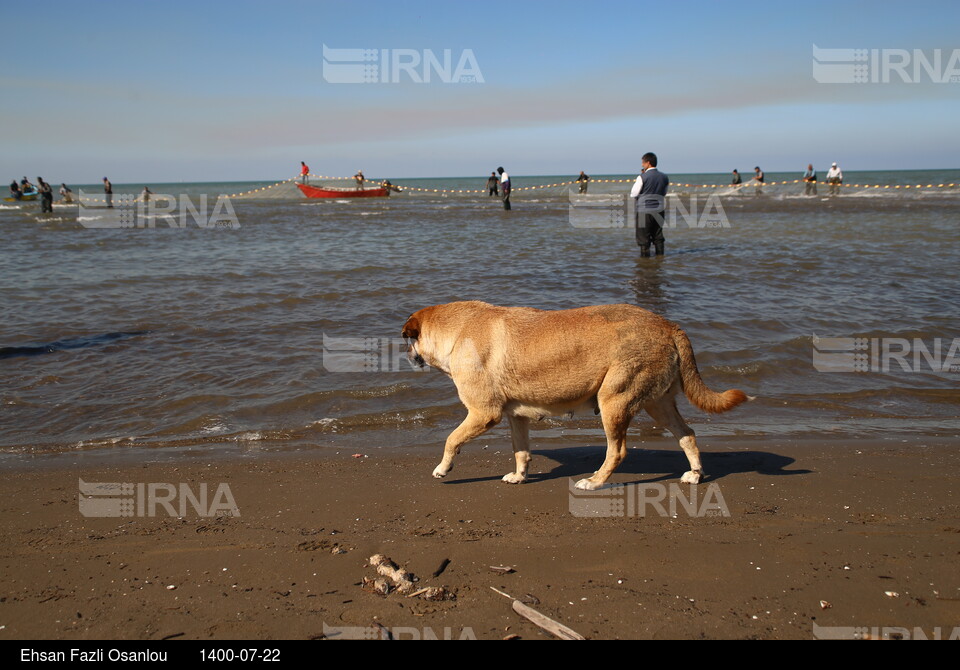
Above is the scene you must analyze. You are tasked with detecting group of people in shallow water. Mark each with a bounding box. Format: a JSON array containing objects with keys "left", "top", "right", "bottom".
[
  {"left": 730, "top": 162, "right": 844, "bottom": 195},
  {"left": 8, "top": 175, "right": 160, "bottom": 211},
  {"left": 8, "top": 176, "right": 72, "bottom": 212}
]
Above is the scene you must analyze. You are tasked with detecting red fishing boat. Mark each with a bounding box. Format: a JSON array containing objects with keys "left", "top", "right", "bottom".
[{"left": 296, "top": 183, "right": 389, "bottom": 198}]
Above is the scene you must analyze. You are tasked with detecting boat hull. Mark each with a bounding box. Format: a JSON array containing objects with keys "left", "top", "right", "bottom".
[
  {"left": 5, "top": 190, "right": 38, "bottom": 202},
  {"left": 296, "top": 183, "right": 388, "bottom": 199}
]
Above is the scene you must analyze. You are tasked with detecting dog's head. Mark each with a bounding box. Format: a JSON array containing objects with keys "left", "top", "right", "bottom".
[{"left": 401, "top": 311, "right": 426, "bottom": 368}]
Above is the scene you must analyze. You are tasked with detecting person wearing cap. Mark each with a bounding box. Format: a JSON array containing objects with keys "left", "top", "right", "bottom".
[
  {"left": 826, "top": 162, "right": 843, "bottom": 195},
  {"left": 803, "top": 164, "right": 817, "bottom": 196},
  {"left": 354, "top": 170, "right": 365, "bottom": 190}
]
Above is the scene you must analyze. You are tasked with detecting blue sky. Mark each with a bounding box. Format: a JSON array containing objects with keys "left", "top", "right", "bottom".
[{"left": 2, "top": 0, "right": 958, "bottom": 182}]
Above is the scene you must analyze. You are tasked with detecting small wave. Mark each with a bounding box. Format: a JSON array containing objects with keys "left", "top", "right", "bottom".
[
  {"left": 200, "top": 419, "right": 230, "bottom": 435},
  {"left": 0, "top": 330, "right": 150, "bottom": 360}
]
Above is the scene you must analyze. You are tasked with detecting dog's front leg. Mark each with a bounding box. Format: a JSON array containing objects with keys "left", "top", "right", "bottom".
[
  {"left": 433, "top": 410, "right": 500, "bottom": 479},
  {"left": 502, "top": 415, "right": 530, "bottom": 484}
]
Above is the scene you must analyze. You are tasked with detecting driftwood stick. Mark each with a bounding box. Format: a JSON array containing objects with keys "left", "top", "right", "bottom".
[
  {"left": 488, "top": 586, "right": 584, "bottom": 640},
  {"left": 511, "top": 600, "right": 585, "bottom": 640}
]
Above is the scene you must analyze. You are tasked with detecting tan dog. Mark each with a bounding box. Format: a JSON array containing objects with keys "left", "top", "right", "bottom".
[{"left": 401, "top": 301, "right": 749, "bottom": 490}]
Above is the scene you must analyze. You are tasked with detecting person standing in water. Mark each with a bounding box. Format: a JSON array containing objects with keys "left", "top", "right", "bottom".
[
  {"left": 630, "top": 152, "right": 669, "bottom": 257},
  {"left": 577, "top": 171, "right": 590, "bottom": 193},
  {"left": 486, "top": 172, "right": 499, "bottom": 196},
  {"left": 497, "top": 167, "right": 511, "bottom": 210},
  {"left": 803, "top": 164, "right": 817, "bottom": 196},
  {"left": 37, "top": 177, "right": 53, "bottom": 213},
  {"left": 103, "top": 177, "right": 113, "bottom": 208},
  {"left": 752, "top": 166, "right": 764, "bottom": 195},
  {"left": 826, "top": 162, "right": 843, "bottom": 195}
]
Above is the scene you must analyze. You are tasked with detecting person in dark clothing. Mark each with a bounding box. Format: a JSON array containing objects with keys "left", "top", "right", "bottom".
[
  {"left": 577, "top": 171, "right": 590, "bottom": 193},
  {"left": 803, "top": 164, "right": 817, "bottom": 196},
  {"left": 629, "top": 152, "right": 669, "bottom": 257},
  {"left": 37, "top": 177, "right": 53, "bottom": 213},
  {"left": 10, "top": 180, "right": 21, "bottom": 200},
  {"left": 486, "top": 172, "right": 499, "bottom": 196},
  {"left": 752, "top": 166, "right": 764, "bottom": 195},
  {"left": 497, "top": 167, "right": 511, "bottom": 210},
  {"left": 103, "top": 177, "right": 113, "bottom": 208}
]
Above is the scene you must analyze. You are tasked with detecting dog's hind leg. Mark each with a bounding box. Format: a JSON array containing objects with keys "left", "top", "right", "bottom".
[
  {"left": 433, "top": 409, "right": 500, "bottom": 479},
  {"left": 645, "top": 396, "right": 703, "bottom": 484},
  {"left": 502, "top": 415, "right": 531, "bottom": 484},
  {"left": 575, "top": 394, "right": 632, "bottom": 491}
]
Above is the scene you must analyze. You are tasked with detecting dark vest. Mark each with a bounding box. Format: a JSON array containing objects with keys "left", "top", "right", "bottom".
[{"left": 638, "top": 168, "right": 669, "bottom": 211}]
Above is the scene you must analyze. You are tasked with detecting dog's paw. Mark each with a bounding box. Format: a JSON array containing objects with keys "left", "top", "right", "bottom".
[
  {"left": 432, "top": 465, "right": 449, "bottom": 479},
  {"left": 680, "top": 470, "right": 702, "bottom": 485},
  {"left": 574, "top": 477, "right": 603, "bottom": 491},
  {"left": 501, "top": 473, "right": 526, "bottom": 484}
]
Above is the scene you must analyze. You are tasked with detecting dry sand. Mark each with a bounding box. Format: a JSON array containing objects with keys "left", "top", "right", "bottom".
[{"left": 1, "top": 438, "right": 958, "bottom": 640}]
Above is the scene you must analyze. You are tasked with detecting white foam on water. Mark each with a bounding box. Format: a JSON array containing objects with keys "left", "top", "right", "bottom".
[{"left": 201, "top": 420, "right": 229, "bottom": 435}]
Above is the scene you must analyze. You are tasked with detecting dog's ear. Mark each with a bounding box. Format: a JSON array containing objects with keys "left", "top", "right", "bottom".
[{"left": 401, "top": 315, "right": 420, "bottom": 340}]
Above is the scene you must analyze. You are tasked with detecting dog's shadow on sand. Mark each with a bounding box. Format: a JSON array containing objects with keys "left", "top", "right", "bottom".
[{"left": 447, "top": 446, "right": 811, "bottom": 485}]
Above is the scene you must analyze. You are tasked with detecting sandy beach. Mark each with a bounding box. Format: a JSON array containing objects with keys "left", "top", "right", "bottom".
[{"left": 1, "top": 437, "right": 958, "bottom": 640}]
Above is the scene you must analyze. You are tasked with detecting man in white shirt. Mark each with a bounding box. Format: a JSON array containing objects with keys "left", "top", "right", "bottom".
[
  {"left": 497, "top": 166, "right": 511, "bottom": 210},
  {"left": 826, "top": 162, "right": 843, "bottom": 195}
]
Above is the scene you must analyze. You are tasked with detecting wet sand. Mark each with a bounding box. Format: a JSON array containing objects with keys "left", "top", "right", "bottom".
[{"left": 1, "top": 438, "right": 958, "bottom": 640}]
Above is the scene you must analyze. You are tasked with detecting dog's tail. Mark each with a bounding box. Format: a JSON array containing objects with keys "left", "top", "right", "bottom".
[{"left": 672, "top": 329, "right": 750, "bottom": 414}]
